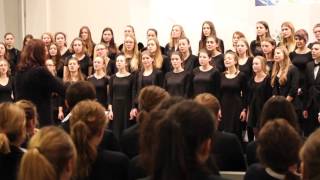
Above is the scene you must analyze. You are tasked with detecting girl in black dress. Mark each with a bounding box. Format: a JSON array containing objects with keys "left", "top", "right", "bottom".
[
  {"left": 247, "top": 56, "right": 272, "bottom": 139},
  {"left": 290, "top": 29, "right": 313, "bottom": 135},
  {"left": 55, "top": 32, "right": 72, "bottom": 61},
  {"left": 48, "top": 43, "right": 64, "bottom": 78},
  {"left": 199, "top": 20, "right": 225, "bottom": 53},
  {"left": 100, "top": 27, "right": 118, "bottom": 60},
  {"left": 271, "top": 46, "right": 299, "bottom": 103},
  {"left": 250, "top": 21, "right": 272, "bottom": 56},
  {"left": 178, "top": 37, "right": 199, "bottom": 72},
  {"left": 192, "top": 49, "right": 220, "bottom": 98},
  {"left": 164, "top": 24, "right": 186, "bottom": 56},
  {"left": 66, "top": 37, "right": 92, "bottom": 77},
  {"left": 108, "top": 54, "right": 136, "bottom": 139},
  {"left": 261, "top": 37, "right": 276, "bottom": 73},
  {"left": 18, "top": 126, "right": 76, "bottom": 180},
  {"left": 0, "top": 59, "right": 14, "bottom": 102},
  {"left": 79, "top": 26, "right": 95, "bottom": 59},
  {"left": 87, "top": 56, "right": 109, "bottom": 108},
  {"left": 279, "top": 22, "right": 296, "bottom": 53},
  {"left": 230, "top": 31, "right": 245, "bottom": 52},
  {"left": 123, "top": 35, "right": 141, "bottom": 72},
  {"left": 163, "top": 51, "right": 191, "bottom": 97},
  {"left": 236, "top": 38, "right": 253, "bottom": 79},
  {"left": 94, "top": 43, "right": 115, "bottom": 76},
  {"left": 206, "top": 36, "right": 225, "bottom": 72},
  {"left": 0, "top": 103, "right": 26, "bottom": 180},
  {"left": 220, "top": 51, "right": 248, "bottom": 140},
  {"left": 4, "top": 33, "right": 20, "bottom": 75}
]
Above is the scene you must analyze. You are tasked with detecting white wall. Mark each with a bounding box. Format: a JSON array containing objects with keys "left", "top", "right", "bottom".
[{"left": 20, "top": 0, "right": 320, "bottom": 52}]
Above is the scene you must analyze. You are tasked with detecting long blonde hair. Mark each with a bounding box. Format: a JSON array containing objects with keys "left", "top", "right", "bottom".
[
  {"left": 18, "top": 126, "right": 76, "bottom": 180},
  {"left": 280, "top": 22, "right": 296, "bottom": 52},
  {"left": 271, "top": 46, "right": 292, "bottom": 87},
  {"left": 123, "top": 35, "right": 140, "bottom": 71},
  {"left": 70, "top": 100, "right": 107, "bottom": 179},
  {"left": 0, "top": 103, "right": 26, "bottom": 154},
  {"left": 63, "top": 57, "right": 85, "bottom": 82},
  {"left": 148, "top": 38, "right": 163, "bottom": 69}
]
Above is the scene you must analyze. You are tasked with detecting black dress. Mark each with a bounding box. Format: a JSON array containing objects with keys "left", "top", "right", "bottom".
[
  {"left": 88, "top": 149, "right": 129, "bottom": 180},
  {"left": 135, "top": 69, "right": 163, "bottom": 97},
  {"left": 220, "top": 72, "right": 247, "bottom": 139},
  {"left": 0, "top": 77, "right": 14, "bottom": 103},
  {"left": 183, "top": 54, "right": 199, "bottom": 72},
  {"left": 163, "top": 70, "right": 191, "bottom": 97},
  {"left": 15, "top": 67, "right": 65, "bottom": 127},
  {"left": 247, "top": 75, "right": 273, "bottom": 128},
  {"left": 250, "top": 40, "right": 264, "bottom": 57},
  {"left": 0, "top": 145, "right": 24, "bottom": 180},
  {"left": 6, "top": 48, "right": 20, "bottom": 75},
  {"left": 239, "top": 57, "right": 253, "bottom": 80},
  {"left": 211, "top": 54, "right": 225, "bottom": 72},
  {"left": 87, "top": 75, "right": 109, "bottom": 108},
  {"left": 272, "top": 65, "right": 299, "bottom": 99},
  {"left": 109, "top": 74, "right": 135, "bottom": 139},
  {"left": 192, "top": 67, "right": 220, "bottom": 98}
]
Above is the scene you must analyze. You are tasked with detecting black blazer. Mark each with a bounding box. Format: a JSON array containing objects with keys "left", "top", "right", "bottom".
[
  {"left": 304, "top": 61, "right": 320, "bottom": 111},
  {"left": 213, "top": 131, "right": 246, "bottom": 171},
  {"left": 272, "top": 65, "right": 299, "bottom": 98}
]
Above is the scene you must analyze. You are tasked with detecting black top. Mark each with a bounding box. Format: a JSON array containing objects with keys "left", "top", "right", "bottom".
[
  {"left": 136, "top": 69, "right": 163, "bottom": 97},
  {"left": 15, "top": 67, "right": 65, "bottom": 126},
  {"left": 213, "top": 131, "right": 246, "bottom": 171},
  {"left": 164, "top": 43, "right": 178, "bottom": 57},
  {"left": 211, "top": 54, "right": 225, "bottom": 72},
  {"left": 120, "top": 123, "right": 139, "bottom": 159},
  {"left": 0, "top": 77, "right": 14, "bottom": 103},
  {"left": 163, "top": 70, "right": 191, "bottom": 97},
  {"left": 304, "top": 61, "right": 320, "bottom": 111},
  {"left": 246, "top": 141, "right": 258, "bottom": 166},
  {"left": 88, "top": 149, "right": 129, "bottom": 180},
  {"left": 87, "top": 75, "right": 109, "bottom": 107},
  {"left": 0, "top": 145, "right": 24, "bottom": 180},
  {"left": 250, "top": 40, "right": 264, "bottom": 57},
  {"left": 6, "top": 48, "right": 20, "bottom": 75},
  {"left": 247, "top": 75, "right": 273, "bottom": 128},
  {"left": 192, "top": 67, "right": 220, "bottom": 98},
  {"left": 272, "top": 65, "right": 299, "bottom": 98},
  {"left": 289, "top": 51, "right": 313, "bottom": 91},
  {"left": 107, "top": 59, "right": 116, "bottom": 76},
  {"left": 183, "top": 54, "right": 200, "bottom": 72},
  {"left": 239, "top": 57, "right": 253, "bottom": 80}
]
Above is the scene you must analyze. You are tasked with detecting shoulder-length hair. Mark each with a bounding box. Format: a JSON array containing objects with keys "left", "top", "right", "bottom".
[{"left": 18, "top": 39, "right": 46, "bottom": 71}]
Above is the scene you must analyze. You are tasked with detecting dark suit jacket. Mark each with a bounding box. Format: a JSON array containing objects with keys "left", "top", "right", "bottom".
[
  {"left": 213, "top": 131, "right": 246, "bottom": 171},
  {"left": 304, "top": 61, "right": 320, "bottom": 112}
]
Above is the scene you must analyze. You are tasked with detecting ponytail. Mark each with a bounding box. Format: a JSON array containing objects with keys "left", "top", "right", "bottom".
[
  {"left": 18, "top": 148, "right": 56, "bottom": 180},
  {"left": 0, "top": 133, "right": 10, "bottom": 154},
  {"left": 71, "top": 120, "right": 97, "bottom": 179}
]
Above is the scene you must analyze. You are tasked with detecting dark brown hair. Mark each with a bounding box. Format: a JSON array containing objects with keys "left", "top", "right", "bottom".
[{"left": 18, "top": 39, "right": 46, "bottom": 71}]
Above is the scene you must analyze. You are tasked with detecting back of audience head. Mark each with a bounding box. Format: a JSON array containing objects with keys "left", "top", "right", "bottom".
[
  {"left": 300, "top": 129, "right": 320, "bottom": 180},
  {"left": 0, "top": 102, "right": 26, "bottom": 154},
  {"left": 18, "top": 126, "right": 76, "bottom": 180},
  {"left": 65, "top": 81, "right": 96, "bottom": 110},
  {"left": 70, "top": 100, "right": 107, "bottom": 179},
  {"left": 15, "top": 100, "right": 38, "bottom": 138},
  {"left": 257, "top": 119, "right": 302, "bottom": 180},
  {"left": 259, "top": 96, "right": 299, "bottom": 132},
  {"left": 150, "top": 100, "right": 215, "bottom": 180},
  {"left": 137, "top": 85, "right": 170, "bottom": 123},
  {"left": 139, "top": 96, "right": 182, "bottom": 173}
]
